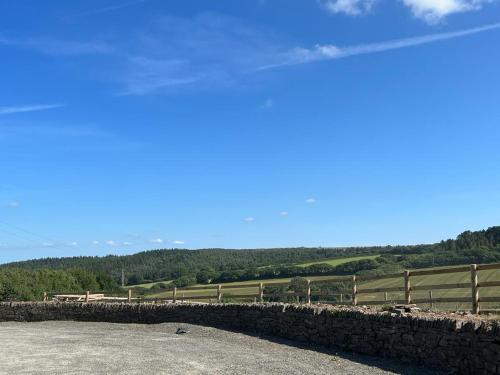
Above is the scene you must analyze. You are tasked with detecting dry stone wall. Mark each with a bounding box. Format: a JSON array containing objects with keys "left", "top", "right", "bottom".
[{"left": 1, "top": 302, "right": 499, "bottom": 374}]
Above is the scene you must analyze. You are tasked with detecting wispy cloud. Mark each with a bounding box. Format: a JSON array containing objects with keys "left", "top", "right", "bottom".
[
  {"left": 82, "top": 0, "right": 147, "bottom": 15},
  {"left": 243, "top": 217, "right": 255, "bottom": 222},
  {"left": 0, "top": 104, "right": 64, "bottom": 115},
  {"left": 0, "top": 124, "right": 108, "bottom": 140},
  {"left": 279, "top": 211, "right": 289, "bottom": 216},
  {"left": 402, "top": 0, "right": 496, "bottom": 23},
  {"left": 320, "top": 0, "right": 497, "bottom": 22},
  {"left": 117, "top": 57, "right": 203, "bottom": 96},
  {"left": 0, "top": 35, "right": 111, "bottom": 56},
  {"left": 259, "top": 22, "right": 500, "bottom": 70},
  {"left": 172, "top": 240, "right": 185, "bottom": 245},
  {"left": 114, "top": 12, "right": 276, "bottom": 95},
  {"left": 0, "top": 122, "right": 138, "bottom": 154},
  {"left": 321, "top": 0, "right": 377, "bottom": 16},
  {"left": 306, "top": 198, "right": 317, "bottom": 204},
  {"left": 150, "top": 238, "right": 163, "bottom": 244}
]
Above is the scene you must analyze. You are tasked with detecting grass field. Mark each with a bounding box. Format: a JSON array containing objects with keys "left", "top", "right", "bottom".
[
  {"left": 146, "top": 274, "right": 349, "bottom": 299},
  {"left": 141, "top": 264, "right": 500, "bottom": 311},
  {"left": 132, "top": 280, "right": 173, "bottom": 289},
  {"left": 357, "top": 266, "right": 500, "bottom": 309},
  {"left": 295, "top": 254, "right": 380, "bottom": 267},
  {"left": 131, "top": 254, "right": 379, "bottom": 289}
]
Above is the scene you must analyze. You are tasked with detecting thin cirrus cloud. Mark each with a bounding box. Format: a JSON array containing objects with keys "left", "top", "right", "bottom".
[
  {"left": 150, "top": 238, "right": 164, "bottom": 244},
  {"left": 115, "top": 12, "right": 276, "bottom": 95},
  {"left": 321, "top": 0, "right": 497, "bottom": 23},
  {"left": 82, "top": 0, "right": 148, "bottom": 15},
  {"left": 2, "top": 11, "right": 497, "bottom": 97},
  {"left": 0, "top": 104, "right": 64, "bottom": 115},
  {"left": 259, "top": 22, "right": 500, "bottom": 70},
  {"left": 243, "top": 217, "right": 255, "bottom": 222},
  {"left": 172, "top": 240, "right": 185, "bottom": 245},
  {"left": 279, "top": 211, "right": 289, "bottom": 216},
  {"left": 0, "top": 35, "right": 111, "bottom": 56},
  {"left": 117, "top": 57, "right": 204, "bottom": 96},
  {"left": 306, "top": 198, "right": 317, "bottom": 204},
  {"left": 0, "top": 124, "right": 109, "bottom": 141}
]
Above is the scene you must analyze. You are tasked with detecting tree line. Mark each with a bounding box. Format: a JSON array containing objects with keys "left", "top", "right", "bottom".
[
  {"left": 0, "top": 268, "right": 118, "bottom": 301},
  {"left": 2, "top": 226, "right": 499, "bottom": 293},
  {"left": 2, "top": 246, "right": 386, "bottom": 285}
]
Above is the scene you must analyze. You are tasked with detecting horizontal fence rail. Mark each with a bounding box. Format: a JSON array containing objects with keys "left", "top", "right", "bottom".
[{"left": 44, "top": 262, "right": 500, "bottom": 314}]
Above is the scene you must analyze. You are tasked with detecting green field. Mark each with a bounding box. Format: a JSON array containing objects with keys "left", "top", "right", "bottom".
[
  {"left": 131, "top": 254, "right": 379, "bottom": 289},
  {"left": 295, "top": 254, "right": 380, "bottom": 267},
  {"left": 132, "top": 280, "right": 173, "bottom": 289},
  {"left": 145, "top": 274, "right": 349, "bottom": 299},
  {"left": 139, "top": 264, "right": 500, "bottom": 311}
]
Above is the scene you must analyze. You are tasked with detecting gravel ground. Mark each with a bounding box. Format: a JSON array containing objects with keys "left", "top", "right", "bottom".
[{"left": 0, "top": 321, "right": 442, "bottom": 375}]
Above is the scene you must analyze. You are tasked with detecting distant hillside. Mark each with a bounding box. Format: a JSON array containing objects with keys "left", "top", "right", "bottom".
[
  {"left": 2, "top": 226, "right": 499, "bottom": 286},
  {"left": 1, "top": 247, "right": 384, "bottom": 285}
]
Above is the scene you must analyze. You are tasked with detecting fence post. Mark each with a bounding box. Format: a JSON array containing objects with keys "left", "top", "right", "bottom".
[
  {"left": 352, "top": 275, "right": 357, "bottom": 306},
  {"left": 85, "top": 291, "right": 90, "bottom": 303},
  {"left": 217, "top": 284, "right": 222, "bottom": 303},
  {"left": 307, "top": 279, "right": 311, "bottom": 305},
  {"left": 259, "top": 282, "right": 264, "bottom": 303},
  {"left": 340, "top": 293, "right": 343, "bottom": 304},
  {"left": 470, "top": 264, "right": 479, "bottom": 314},
  {"left": 43, "top": 292, "right": 47, "bottom": 302},
  {"left": 429, "top": 290, "right": 433, "bottom": 310},
  {"left": 172, "top": 287, "right": 177, "bottom": 303},
  {"left": 404, "top": 270, "right": 411, "bottom": 304},
  {"left": 384, "top": 292, "right": 388, "bottom": 302},
  {"left": 128, "top": 288, "right": 132, "bottom": 303}
]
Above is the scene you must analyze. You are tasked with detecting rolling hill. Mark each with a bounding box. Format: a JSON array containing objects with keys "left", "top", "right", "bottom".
[{"left": 2, "top": 226, "right": 499, "bottom": 290}]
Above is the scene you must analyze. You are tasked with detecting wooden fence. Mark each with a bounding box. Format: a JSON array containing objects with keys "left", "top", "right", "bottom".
[
  {"left": 46, "top": 262, "right": 500, "bottom": 314},
  {"left": 167, "top": 280, "right": 346, "bottom": 304}
]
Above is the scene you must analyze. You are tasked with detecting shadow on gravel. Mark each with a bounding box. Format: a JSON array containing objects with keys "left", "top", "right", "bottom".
[
  {"left": 257, "top": 335, "right": 446, "bottom": 375},
  {"left": 198, "top": 325, "right": 446, "bottom": 375}
]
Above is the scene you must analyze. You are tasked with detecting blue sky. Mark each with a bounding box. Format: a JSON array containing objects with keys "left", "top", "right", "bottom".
[{"left": 1, "top": 0, "right": 500, "bottom": 262}]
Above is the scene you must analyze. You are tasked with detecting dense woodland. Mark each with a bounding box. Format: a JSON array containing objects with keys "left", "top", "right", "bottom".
[
  {"left": 0, "top": 268, "right": 118, "bottom": 301},
  {"left": 1, "top": 226, "right": 499, "bottom": 300}
]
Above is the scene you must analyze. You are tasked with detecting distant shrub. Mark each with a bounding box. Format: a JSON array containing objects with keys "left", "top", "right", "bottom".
[{"left": 173, "top": 276, "right": 197, "bottom": 288}]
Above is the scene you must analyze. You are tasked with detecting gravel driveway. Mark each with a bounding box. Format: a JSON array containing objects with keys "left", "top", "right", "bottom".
[{"left": 0, "top": 321, "right": 442, "bottom": 375}]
